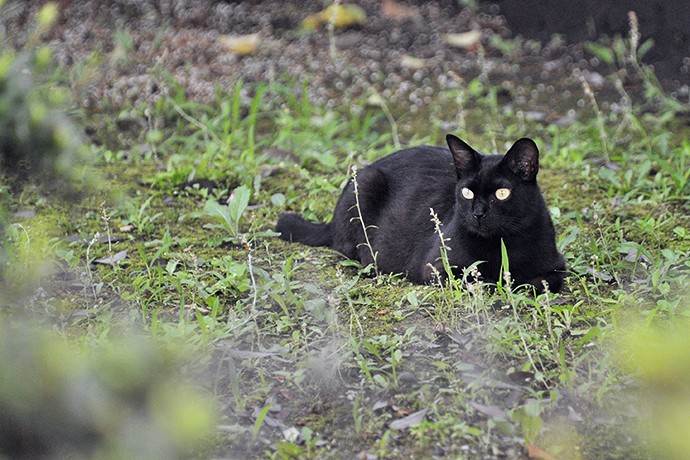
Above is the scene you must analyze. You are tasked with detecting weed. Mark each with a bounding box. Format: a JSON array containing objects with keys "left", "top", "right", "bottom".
[
  {"left": 202, "top": 185, "right": 251, "bottom": 243},
  {"left": 350, "top": 165, "right": 379, "bottom": 277},
  {"left": 429, "top": 207, "right": 455, "bottom": 288},
  {"left": 581, "top": 78, "right": 610, "bottom": 160},
  {"left": 122, "top": 195, "right": 162, "bottom": 235}
]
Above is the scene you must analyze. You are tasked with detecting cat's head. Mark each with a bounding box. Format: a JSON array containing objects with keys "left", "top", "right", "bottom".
[{"left": 446, "top": 134, "right": 544, "bottom": 238}]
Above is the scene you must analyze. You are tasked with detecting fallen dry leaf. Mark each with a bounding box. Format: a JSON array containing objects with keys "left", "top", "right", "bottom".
[
  {"left": 443, "top": 30, "right": 482, "bottom": 50},
  {"left": 185, "top": 303, "right": 209, "bottom": 314},
  {"left": 372, "top": 400, "right": 388, "bottom": 411},
  {"left": 585, "top": 266, "right": 614, "bottom": 283},
  {"left": 526, "top": 443, "right": 556, "bottom": 460},
  {"left": 218, "top": 33, "right": 261, "bottom": 55},
  {"left": 366, "top": 92, "right": 386, "bottom": 107},
  {"left": 94, "top": 250, "right": 128, "bottom": 265},
  {"left": 381, "top": 0, "right": 419, "bottom": 21},
  {"left": 302, "top": 4, "right": 367, "bottom": 30},
  {"left": 567, "top": 405, "right": 585, "bottom": 422},
  {"left": 622, "top": 246, "right": 651, "bottom": 264},
  {"left": 470, "top": 401, "right": 508, "bottom": 421},
  {"left": 400, "top": 54, "right": 427, "bottom": 69},
  {"left": 389, "top": 407, "right": 429, "bottom": 430},
  {"left": 282, "top": 426, "right": 300, "bottom": 443},
  {"left": 252, "top": 406, "right": 285, "bottom": 428}
]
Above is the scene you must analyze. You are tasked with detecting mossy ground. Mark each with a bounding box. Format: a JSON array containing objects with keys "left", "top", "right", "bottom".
[{"left": 5, "top": 84, "right": 689, "bottom": 456}]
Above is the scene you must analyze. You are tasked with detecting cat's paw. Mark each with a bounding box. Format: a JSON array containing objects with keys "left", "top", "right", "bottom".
[
  {"left": 527, "top": 270, "right": 565, "bottom": 293},
  {"left": 420, "top": 261, "right": 446, "bottom": 284}
]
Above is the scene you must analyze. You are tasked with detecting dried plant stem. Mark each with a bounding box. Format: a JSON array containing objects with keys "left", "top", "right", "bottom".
[
  {"left": 627, "top": 11, "right": 640, "bottom": 69},
  {"left": 85, "top": 232, "right": 101, "bottom": 302},
  {"left": 581, "top": 78, "right": 609, "bottom": 160},
  {"left": 378, "top": 94, "right": 401, "bottom": 149},
  {"left": 327, "top": 0, "right": 340, "bottom": 60},
  {"left": 241, "top": 237, "right": 261, "bottom": 346},
  {"left": 350, "top": 165, "right": 378, "bottom": 276},
  {"left": 626, "top": 10, "right": 687, "bottom": 113},
  {"left": 100, "top": 201, "right": 113, "bottom": 255},
  {"left": 168, "top": 97, "right": 228, "bottom": 149},
  {"left": 429, "top": 207, "right": 455, "bottom": 290}
]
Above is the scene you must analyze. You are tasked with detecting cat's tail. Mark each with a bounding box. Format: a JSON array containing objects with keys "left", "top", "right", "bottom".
[{"left": 276, "top": 213, "right": 333, "bottom": 247}]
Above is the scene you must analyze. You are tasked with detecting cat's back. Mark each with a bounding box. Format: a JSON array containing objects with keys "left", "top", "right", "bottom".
[
  {"left": 332, "top": 144, "right": 458, "bottom": 265},
  {"left": 372, "top": 145, "right": 452, "bottom": 169},
  {"left": 366, "top": 145, "right": 456, "bottom": 185}
]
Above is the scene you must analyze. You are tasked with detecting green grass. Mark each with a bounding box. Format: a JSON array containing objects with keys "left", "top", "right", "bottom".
[{"left": 2, "top": 36, "right": 690, "bottom": 460}]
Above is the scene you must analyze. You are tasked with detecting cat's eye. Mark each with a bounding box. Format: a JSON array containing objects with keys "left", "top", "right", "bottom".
[
  {"left": 461, "top": 187, "right": 474, "bottom": 200},
  {"left": 495, "top": 188, "right": 511, "bottom": 200}
]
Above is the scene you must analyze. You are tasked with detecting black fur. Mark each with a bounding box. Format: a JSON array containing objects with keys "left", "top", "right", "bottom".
[{"left": 276, "top": 135, "right": 566, "bottom": 292}]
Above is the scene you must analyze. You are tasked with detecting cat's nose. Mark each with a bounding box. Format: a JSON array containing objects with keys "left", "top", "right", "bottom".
[{"left": 472, "top": 203, "right": 487, "bottom": 220}]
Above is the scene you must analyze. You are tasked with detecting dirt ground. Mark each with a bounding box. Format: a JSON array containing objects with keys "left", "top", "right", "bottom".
[{"left": 5, "top": 0, "right": 686, "bottom": 120}]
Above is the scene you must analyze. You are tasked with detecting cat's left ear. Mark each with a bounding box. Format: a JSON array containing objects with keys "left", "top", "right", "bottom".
[
  {"left": 446, "top": 134, "right": 480, "bottom": 178},
  {"left": 501, "top": 138, "right": 539, "bottom": 181}
]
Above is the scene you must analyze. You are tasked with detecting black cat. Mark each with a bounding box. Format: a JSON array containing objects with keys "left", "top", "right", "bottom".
[{"left": 276, "top": 135, "right": 566, "bottom": 293}]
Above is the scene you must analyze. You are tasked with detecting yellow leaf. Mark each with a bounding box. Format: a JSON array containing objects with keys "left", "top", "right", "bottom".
[
  {"left": 302, "top": 16, "right": 321, "bottom": 30},
  {"left": 526, "top": 443, "right": 556, "bottom": 460},
  {"left": 302, "top": 4, "right": 367, "bottom": 30},
  {"left": 218, "top": 33, "right": 261, "bottom": 56}
]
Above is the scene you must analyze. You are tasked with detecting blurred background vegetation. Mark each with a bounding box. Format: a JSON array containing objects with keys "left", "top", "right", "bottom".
[{"left": 0, "top": 4, "right": 216, "bottom": 458}]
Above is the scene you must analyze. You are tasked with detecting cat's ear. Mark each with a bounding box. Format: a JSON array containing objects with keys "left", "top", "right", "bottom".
[
  {"left": 446, "top": 134, "right": 480, "bottom": 178},
  {"left": 501, "top": 138, "right": 539, "bottom": 181}
]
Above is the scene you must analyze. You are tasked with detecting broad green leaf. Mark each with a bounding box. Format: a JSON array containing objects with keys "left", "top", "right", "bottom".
[
  {"left": 228, "top": 185, "right": 250, "bottom": 231},
  {"left": 203, "top": 199, "right": 235, "bottom": 235}
]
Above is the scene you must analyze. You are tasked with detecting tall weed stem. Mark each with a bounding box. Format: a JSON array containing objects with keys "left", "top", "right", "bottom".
[
  {"left": 350, "top": 166, "right": 379, "bottom": 276},
  {"left": 581, "top": 78, "right": 609, "bottom": 160}
]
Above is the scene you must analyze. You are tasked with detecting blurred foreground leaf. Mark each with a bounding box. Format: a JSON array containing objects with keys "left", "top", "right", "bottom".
[
  {"left": 617, "top": 322, "right": 690, "bottom": 459},
  {"left": 0, "top": 322, "right": 217, "bottom": 459}
]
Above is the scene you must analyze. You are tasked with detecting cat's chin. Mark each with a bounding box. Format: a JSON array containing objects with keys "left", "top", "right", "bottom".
[
  {"left": 464, "top": 224, "right": 495, "bottom": 239},
  {"left": 461, "top": 220, "right": 496, "bottom": 239}
]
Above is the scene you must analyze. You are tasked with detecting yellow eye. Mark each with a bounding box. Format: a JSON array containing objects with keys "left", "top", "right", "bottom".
[
  {"left": 461, "top": 187, "right": 474, "bottom": 200},
  {"left": 495, "top": 188, "right": 511, "bottom": 200}
]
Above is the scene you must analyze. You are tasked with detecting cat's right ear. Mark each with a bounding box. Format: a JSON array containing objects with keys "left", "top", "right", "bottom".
[{"left": 446, "top": 134, "right": 480, "bottom": 178}]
